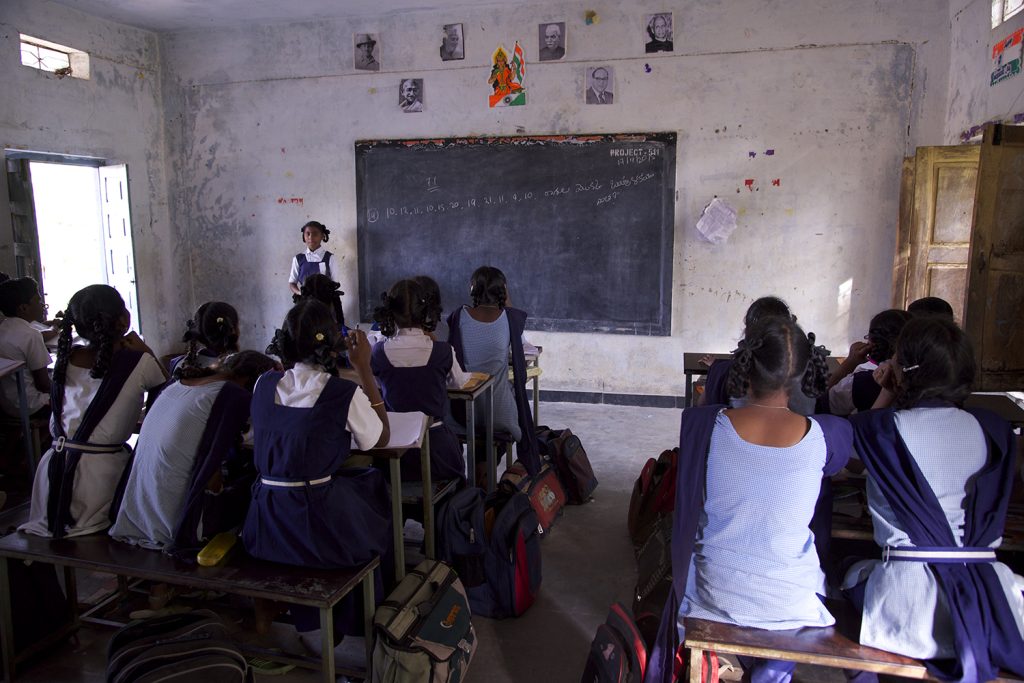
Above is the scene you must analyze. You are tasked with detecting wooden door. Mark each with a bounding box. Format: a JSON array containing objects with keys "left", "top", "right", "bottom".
[
  {"left": 964, "top": 124, "right": 1024, "bottom": 391},
  {"left": 891, "top": 156, "right": 915, "bottom": 308},
  {"left": 904, "top": 145, "right": 981, "bottom": 323},
  {"left": 99, "top": 164, "right": 140, "bottom": 332},
  {"left": 4, "top": 159, "right": 43, "bottom": 285}
]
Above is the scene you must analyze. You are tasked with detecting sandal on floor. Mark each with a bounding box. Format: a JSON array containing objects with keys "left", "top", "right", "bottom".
[{"left": 246, "top": 657, "right": 296, "bottom": 676}]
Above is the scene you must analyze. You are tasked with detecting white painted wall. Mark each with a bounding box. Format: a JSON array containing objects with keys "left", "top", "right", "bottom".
[
  {"left": 0, "top": 0, "right": 185, "bottom": 347},
  {"left": 947, "top": 0, "right": 1024, "bottom": 142},
  {"left": 159, "top": 0, "right": 952, "bottom": 398}
]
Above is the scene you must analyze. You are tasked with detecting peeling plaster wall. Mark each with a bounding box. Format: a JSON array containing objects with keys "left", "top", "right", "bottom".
[
  {"left": 0, "top": 0, "right": 185, "bottom": 349},
  {"left": 161, "top": 0, "right": 949, "bottom": 398},
  {"left": 947, "top": 0, "right": 1024, "bottom": 142}
]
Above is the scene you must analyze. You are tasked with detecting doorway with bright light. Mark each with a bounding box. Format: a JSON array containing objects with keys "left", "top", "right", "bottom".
[{"left": 5, "top": 154, "right": 140, "bottom": 330}]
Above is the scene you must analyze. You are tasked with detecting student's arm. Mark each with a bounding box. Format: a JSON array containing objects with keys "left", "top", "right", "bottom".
[
  {"left": 827, "top": 340, "right": 872, "bottom": 389},
  {"left": 119, "top": 332, "right": 170, "bottom": 381},
  {"left": 447, "top": 348, "right": 471, "bottom": 389},
  {"left": 30, "top": 367, "right": 50, "bottom": 394},
  {"left": 346, "top": 329, "right": 389, "bottom": 448},
  {"left": 869, "top": 361, "right": 897, "bottom": 410},
  {"left": 288, "top": 256, "right": 301, "bottom": 295}
]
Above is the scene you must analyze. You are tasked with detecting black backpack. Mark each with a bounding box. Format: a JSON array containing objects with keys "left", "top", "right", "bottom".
[
  {"left": 536, "top": 426, "right": 598, "bottom": 504},
  {"left": 106, "top": 610, "right": 251, "bottom": 683}
]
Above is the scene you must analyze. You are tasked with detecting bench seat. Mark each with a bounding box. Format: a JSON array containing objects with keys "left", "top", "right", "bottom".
[
  {"left": 684, "top": 601, "right": 1023, "bottom": 682},
  {"left": 0, "top": 527, "right": 377, "bottom": 683}
]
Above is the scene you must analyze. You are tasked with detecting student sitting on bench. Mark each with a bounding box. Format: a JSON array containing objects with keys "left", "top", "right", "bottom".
[
  {"left": 843, "top": 316, "right": 1024, "bottom": 681},
  {"left": 648, "top": 315, "right": 853, "bottom": 683},
  {"left": 110, "top": 350, "right": 277, "bottom": 554}
]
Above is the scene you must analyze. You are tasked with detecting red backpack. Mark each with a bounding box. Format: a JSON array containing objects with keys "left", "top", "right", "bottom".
[{"left": 627, "top": 448, "right": 678, "bottom": 548}]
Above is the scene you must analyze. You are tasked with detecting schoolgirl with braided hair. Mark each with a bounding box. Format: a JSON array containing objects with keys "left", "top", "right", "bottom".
[
  {"left": 242, "top": 299, "right": 393, "bottom": 642},
  {"left": 826, "top": 308, "right": 911, "bottom": 415},
  {"left": 171, "top": 301, "right": 240, "bottom": 379},
  {"left": 292, "top": 273, "right": 346, "bottom": 331},
  {"left": 447, "top": 265, "right": 543, "bottom": 483},
  {"left": 112, "top": 350, "right": 278, "bottom": 552},
  {"left": 21, "top": 284, "right": 167, "bottom": 538},
  {"left": 649, "top": 315, "right": 853, "bottom": 683},
  {"left": 370, "top": 279, "right": 470, "bottom": 483},
  {"left": 841, "top": 316, "right": 1024, "bottom": 677}
]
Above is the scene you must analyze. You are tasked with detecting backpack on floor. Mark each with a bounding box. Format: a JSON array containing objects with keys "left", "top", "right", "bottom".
[
  {"left": 436, "top": 487, "right": 487, "bottom": 588},
  {"left": 106, "top": 609, "right": 251, "bottom": 683},
  {"left": 372, "top": 560, "right": 476, "bottom": 683},
  {"left": 632, "top": 515, "right": 673, "bottom": 621},
  {"left": 466, "top": 488, "right": 542, "bottom": 619},
  {"left": 627, "top": 448, "right": 678, "bottom": 548},
  {"left": 536, "top": 426, "right": 598, "bottom": 504},
  {"left": 499, "top": 459, "right": 566, "bottom": 533},
  {"left": 580, "top": 602, "right": 648, "bottom": 683}
]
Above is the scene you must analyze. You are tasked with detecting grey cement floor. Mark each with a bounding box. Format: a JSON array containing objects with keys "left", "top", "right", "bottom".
[{"left": 10, "top": 402, "right": 843, "bottom": 682}]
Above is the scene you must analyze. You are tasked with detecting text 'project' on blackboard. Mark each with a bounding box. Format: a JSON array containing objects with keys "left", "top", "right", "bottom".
[{"left": 355, "top": 133, "right": 676, "bottom": 335}]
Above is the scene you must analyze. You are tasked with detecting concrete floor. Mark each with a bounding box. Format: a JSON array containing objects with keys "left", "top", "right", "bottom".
[{"left": 7, "top": 402, "right": 843, "bottom": 682}]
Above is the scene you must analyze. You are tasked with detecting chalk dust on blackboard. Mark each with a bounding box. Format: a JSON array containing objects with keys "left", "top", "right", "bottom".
[{"left": 697, "top": 198, "right": 738, "bottom": 245}]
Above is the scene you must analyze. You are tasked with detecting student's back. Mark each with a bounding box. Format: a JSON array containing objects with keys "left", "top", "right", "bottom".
[
  {"left": 843, "top": 317, "right": 1024, "bottom": 678},
  {"left": 111, "top": 351, "right": 275, "bottom": 551}
]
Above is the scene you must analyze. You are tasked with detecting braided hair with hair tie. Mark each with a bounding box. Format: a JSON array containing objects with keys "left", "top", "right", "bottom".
[
  {"left": 469, "top": 265, "right": 507, "bottom": 309},
  {"left": 727, "top": 315, "right": 816, "bottom": 401},
  {"left": 800, "top": 331, "right": 830, "bottom": 398},
  {"left": 275, "top": 300, "right": 341, "bottom": 374}
]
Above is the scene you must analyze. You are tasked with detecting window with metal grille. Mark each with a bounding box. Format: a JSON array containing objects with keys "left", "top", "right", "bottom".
[{"left": 19, "top": 34, "right": 90, "bottom": 79}]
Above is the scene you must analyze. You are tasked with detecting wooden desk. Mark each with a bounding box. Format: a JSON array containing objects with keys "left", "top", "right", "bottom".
[
  {"left": 0, "top": 358, "right": 36, "bottom": 477},
  {"left": 0, "top": 530, "right": 377, "bottom": 683},
  {"left": 965, "top": 392, "right": 1024, "bottom": 428},
  {"left": 681, "top": 353, "right": 731, "bottom": 408},
  {"left": 356, "top": 411, "right": 431, "bottom": 582},
  {"left": 448, "top": 373, "right": 499, "bottom": 492}
]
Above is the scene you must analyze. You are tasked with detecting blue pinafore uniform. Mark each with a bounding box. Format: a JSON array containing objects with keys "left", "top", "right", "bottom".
[
  {"left": 370, "top": 341, "right": 466, "bottom": 483},
  {"left": 295, "top": 251, "right": 332, "bottom": 287}
]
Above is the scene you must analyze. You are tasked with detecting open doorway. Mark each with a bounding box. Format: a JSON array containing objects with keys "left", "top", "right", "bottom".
[{"left": 5, "top": 154, "right": 140, "bottom": 330}]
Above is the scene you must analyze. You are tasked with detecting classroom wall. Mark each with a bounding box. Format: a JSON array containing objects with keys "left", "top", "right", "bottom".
[
  {"left": 946, "top": 0, "right": 1024, "bottom": 142},
  {"left": 0, "top": 0, "right": 186, "bottom": 346},
  {"left": 158, "top": 0, "right": 952, "bottom": 398}
]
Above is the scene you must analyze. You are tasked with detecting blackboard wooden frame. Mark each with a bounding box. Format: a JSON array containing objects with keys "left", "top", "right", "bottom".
[{"left": 355, "top": 133, "right": 676, "bottom": 335}]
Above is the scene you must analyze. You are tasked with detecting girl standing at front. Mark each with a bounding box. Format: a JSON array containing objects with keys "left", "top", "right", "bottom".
[
  {"left": 371, "top": 278, "right": 468, "bottom": 483},
  {"left": 21, "top": 285, "right": 167, "bottom": 538},
  {"left": 648, "top": 315, "right": 852, "bottom": 683},
  {"left": 242, "top": 300, "right": 391, "bottom": 637},
  {"left": 288, "top": 221, "right": 335, "bottom": 295}
]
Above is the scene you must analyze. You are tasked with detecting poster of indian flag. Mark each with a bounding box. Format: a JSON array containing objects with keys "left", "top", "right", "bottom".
[
  {"left": 488, "top": 42, "right": 527, "bottom": 107},
  {"left": 992, "top": 27, "right": 1023, "bottom": 85}
]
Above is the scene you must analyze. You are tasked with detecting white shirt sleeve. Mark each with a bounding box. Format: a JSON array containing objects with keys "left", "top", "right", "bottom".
[
  {"left": 24, "top": 329, "right": 51, "bottom": 371},
  {"left": 448, "top": 348, "right": 471, "bottom": 389},
  {"left": 288, "top": 255, "right": 300, "bottom": 284},
  {"left": 347, "top": 385, "right": 384, "bottom": 451},
  {"left": 137, "top": 353, "right": 169, "bottom": 391}
]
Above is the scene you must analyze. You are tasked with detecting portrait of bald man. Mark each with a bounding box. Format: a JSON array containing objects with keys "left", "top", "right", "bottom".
[{"left": 538, "top": 22, "right": 566, "bottom": 61}]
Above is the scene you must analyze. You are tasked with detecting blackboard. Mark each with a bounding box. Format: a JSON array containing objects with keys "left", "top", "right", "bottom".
[{"left": 355, "top": 133, "right": 676, "bottom": 335}]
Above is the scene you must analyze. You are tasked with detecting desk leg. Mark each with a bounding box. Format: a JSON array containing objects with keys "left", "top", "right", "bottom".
[
  {"left": 15, "top": 368, "right": 35, "bottom": 477},
  {"left": 486, "top": 383, "right": 496, "bottom": 493},
  {"left": 63, "top": 566, "right": 79, "bottom": 629},
  {"left": 319, "top": 605, "right": 336, "bottom": 683},
  {"left": 684, "top": 371, "right": 694, "bottom": 408},
  {"left": 362, "top": 567, "right": 376, "bottom": 677},
  {"left": 389, "top": 458, "right": 405, "bottom": 582},
  {"left": 688, "top": 646, "right": 703, "bottom": 683},
  {"left": 0, "top": 557, "right": 14, "bottom": 683},
  {"left": 466, "top": 397, "right": 476, "bottom": 486},
  {"left": 532, "top": 375, "right": 539, "bottom": 425},
  {"left": 421, "top": 429, "right": 434, "bottom": 559}
]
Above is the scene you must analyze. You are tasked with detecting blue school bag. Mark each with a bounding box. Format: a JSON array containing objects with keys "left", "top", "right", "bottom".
[
  {"left": 436, "top": 487, "right": 487, "bottom": 588},
  {"left": 439, "top": 487, "right": 541, "bottom": 619}
]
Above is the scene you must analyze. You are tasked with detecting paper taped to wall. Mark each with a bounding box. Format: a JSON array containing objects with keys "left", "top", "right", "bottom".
[{"left": 696, "top": 197, "right": 737, "bottom": 244}]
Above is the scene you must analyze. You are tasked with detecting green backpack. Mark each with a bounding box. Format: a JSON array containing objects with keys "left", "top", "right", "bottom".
[{"left": 372, "top": 560, "right": 477, "bottom": 683}]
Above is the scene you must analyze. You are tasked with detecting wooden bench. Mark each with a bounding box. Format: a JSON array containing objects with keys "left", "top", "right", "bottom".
[
  {"left": 684, "top": 601, "right": 1022, "bottom": 682},
  {"left": 0, "top": 523, "right": 378, "bottom": 683}
]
